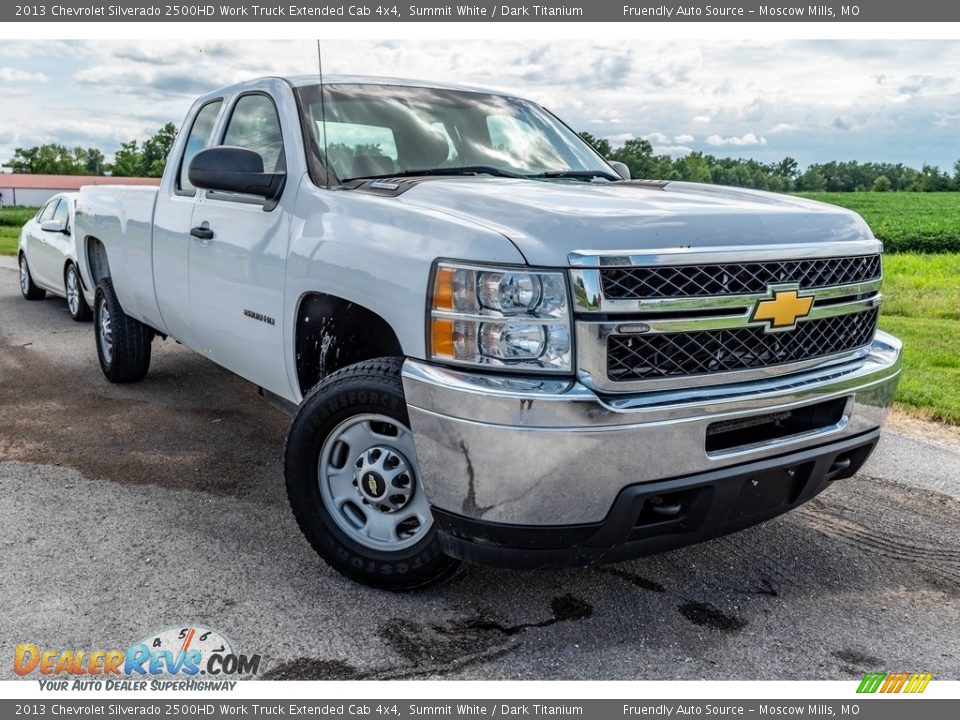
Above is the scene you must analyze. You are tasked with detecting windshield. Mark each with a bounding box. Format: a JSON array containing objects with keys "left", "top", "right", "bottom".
[{"left": 295, "top": 83, "right": 616, "bottom": 182}]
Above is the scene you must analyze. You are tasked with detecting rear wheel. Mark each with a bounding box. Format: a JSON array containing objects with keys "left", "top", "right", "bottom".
[
  {"left": 94, "top": 278, "right": 153, "bottom": 383},
  {"left": 65, "top": 263, "right": 92, "bottom": 321},
  {"left": 18, "top": 254, "right": 46, "bottom": 300},
  {"left": 285, "top": 357, "right": 461, "bottom": 590}
]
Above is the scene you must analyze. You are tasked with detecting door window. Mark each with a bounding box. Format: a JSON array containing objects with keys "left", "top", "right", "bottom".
[
  {"left": 38, "top": 199, "right": 58, "bottom": 222},
  {"left": 177, "top": 100, "right": 223, "bottom": 194},
  {"left": 221, "top": 94, "right": 285, "bottom": 173},
  {"left": 52, "top": 198, "right": 70, "bottom": 233}
]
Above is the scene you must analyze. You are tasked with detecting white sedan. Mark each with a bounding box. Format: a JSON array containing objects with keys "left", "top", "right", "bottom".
[{"left": 17, "top": 192, "right": 92, "bottom": 321}]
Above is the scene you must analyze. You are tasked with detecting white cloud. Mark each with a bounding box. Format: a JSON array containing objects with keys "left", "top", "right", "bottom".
[
  {"left": 652, "top": 145, "right": 694, "bottom": 156},
  {"left": 642, "top": 132, "right": 671, "bottom": 145},
  {"left": 0, "top": 39, "right": 958, "bottom": 170},
  {"left": 0, "top": 67, "right": 48, "bottom": 82},
  {"left": 604, "top": 132, "right": 636, "bottom": 145},
  {"left": 706, "top": 133, "right": 767, "bottom": 147}
]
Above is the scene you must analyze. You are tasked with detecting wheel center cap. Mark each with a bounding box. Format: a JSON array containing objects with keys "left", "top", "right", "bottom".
[{"left": 359, "top": 470, "right": 387, "bottom": 500}]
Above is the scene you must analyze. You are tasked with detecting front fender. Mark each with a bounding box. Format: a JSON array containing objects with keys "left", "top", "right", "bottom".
[{"left": 283, "top": 177, "right": 526, "bottom": 404}]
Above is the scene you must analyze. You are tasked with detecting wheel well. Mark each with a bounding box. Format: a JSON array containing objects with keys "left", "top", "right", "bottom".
[
  {"left": 85, "top": 237, "right": 110, "bottom": 286},
  {"left": 295, "top": 293, "right": 404, "bottom": 395}
]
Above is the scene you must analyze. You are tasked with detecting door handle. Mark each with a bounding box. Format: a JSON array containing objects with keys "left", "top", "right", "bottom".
[{"left": 190, "top": 226, "right": 214, "bottom": 240}]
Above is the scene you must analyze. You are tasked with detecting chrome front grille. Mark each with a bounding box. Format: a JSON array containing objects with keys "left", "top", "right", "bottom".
[
  {"left": 600, "top": 255, "right": 881, "bottom": 300},
  {"left": 569, "top": 242, "right": 885, "bottom": 393},
  {"left": 607, "top": 308, "right": 879, "bottom": 381}
]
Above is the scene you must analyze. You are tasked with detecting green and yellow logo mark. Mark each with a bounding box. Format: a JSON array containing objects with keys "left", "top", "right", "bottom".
[{"left": 857, "top": 672, "right": 933, "bottom": 694}]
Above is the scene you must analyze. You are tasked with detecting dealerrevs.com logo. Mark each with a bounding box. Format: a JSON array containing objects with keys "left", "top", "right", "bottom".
[{"left": 14, "top": 626, "right": 261, "bottom": 691}]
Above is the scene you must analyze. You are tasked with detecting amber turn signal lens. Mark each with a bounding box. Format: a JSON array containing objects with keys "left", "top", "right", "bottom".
[
  {"left": 432, "top": 266, "right": 455, "bottom": 310},
  {"left": 431, "top": 317, "right": 455, "bottom": 358}
]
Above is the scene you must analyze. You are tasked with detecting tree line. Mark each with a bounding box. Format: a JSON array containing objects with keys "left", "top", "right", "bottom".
[
  {"left": 4, "top": 123, "right": 959, "bottom": 192},
  {"left": 4, "top": 124, "right": 177, "bottom": 178},
  {"left": 582, "top": 133, "right": 960, "bottom": 192}
]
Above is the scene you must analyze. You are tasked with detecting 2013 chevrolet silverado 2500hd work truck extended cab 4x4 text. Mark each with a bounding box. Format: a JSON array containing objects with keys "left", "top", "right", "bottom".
[{"left": 73, "top": 75, "right": 902, "bottom": 589}]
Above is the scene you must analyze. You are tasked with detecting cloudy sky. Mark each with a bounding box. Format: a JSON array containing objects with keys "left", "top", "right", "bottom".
[{"left": 1, "top": 39, "right": 958, "bottom": 171}]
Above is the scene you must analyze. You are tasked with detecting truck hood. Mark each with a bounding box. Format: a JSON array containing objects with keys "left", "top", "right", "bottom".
[{"left": 397, "top": 178, "right": 874, "bottom": 266}]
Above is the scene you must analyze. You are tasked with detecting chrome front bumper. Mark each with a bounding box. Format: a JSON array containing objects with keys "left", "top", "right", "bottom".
[{"left": 401, "top": 331, "right": 901, "bottom": 527}]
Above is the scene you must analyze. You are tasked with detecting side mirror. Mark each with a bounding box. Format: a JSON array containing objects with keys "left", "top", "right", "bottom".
[
  {"left": 188, "top": 146, "right": 285, "bottom": 200},
  {"left": 40, "top": 219, "right": 66, "bottom": 233},
  {"left": 608, "top": 160, "right": 631, "bottom": 181}
]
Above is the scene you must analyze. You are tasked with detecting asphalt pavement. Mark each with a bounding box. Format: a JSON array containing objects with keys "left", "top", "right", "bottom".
[{"left": 1, "top": 260, "right": 958, "bottom": 680}]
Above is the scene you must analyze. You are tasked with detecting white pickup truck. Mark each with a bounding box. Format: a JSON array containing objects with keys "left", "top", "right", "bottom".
[{"left": 75, "top": 75, "right": 902, "bottom": 589}]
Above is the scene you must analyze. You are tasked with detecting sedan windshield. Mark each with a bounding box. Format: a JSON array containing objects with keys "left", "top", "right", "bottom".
[{"left": 295, "top": 83, "right": 617, "bottom": 182}]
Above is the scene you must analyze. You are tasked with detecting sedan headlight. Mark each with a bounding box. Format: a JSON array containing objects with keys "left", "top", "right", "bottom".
[{"left": 429, "top": 262, "right": 572, "bottom": 372}]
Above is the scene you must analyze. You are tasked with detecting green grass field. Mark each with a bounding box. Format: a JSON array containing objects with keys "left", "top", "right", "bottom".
[
  {"left": 879, "top": 254, "right": 960, "bottom": 425},
  {"left": 1, "top": 201, "right": 958, "bottom": 423},
  {"left": 798, "top": 192, "right": 960, "bottom": 253},
  {"left": 0, "top": 206, "right": 35, "bottom": 256}
]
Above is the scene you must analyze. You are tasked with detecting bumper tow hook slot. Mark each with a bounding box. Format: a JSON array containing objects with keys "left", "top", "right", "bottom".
[
  {"left": 648, "top": 495, "right": 682, "bottom": 517},
  {"left": 828, "top": 456, "right": 853, "bottom": 478}
]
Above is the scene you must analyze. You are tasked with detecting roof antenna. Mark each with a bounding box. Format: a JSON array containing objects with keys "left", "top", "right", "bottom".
[{"left": 316, "top": 39, "right": 330, "bottom": 189}]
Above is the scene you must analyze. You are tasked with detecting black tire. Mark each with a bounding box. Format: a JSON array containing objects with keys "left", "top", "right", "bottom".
[
  {"left": 65, "top": 263, "right": 92, "bottom": 322},
  {"left": 285, "top": 357, "right": 462, "bottom": 591},
  {"left": 18, "top": 254, "right": 46, "bottom": 300},
  {"left": 94, "top": 278, "right": 153, "bottom": 383}
]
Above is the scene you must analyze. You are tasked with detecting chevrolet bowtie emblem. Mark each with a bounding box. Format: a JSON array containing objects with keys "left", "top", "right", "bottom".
[{"left": 750, "top": 287, "right": 814, "bottom": 331}]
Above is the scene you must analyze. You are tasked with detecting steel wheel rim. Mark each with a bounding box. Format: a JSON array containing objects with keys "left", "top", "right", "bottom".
[
  {"left": 318, "top": 413, "right": 432, "bottom": 552},
  {"left": 98, "top": 301, "right": 113, "bottom": 364},
  {"left": 66, "top": 267, "right": 80, "bottom": 314},
  {"left": 19, "top": 257, "right": 29, "bottom": 295}
]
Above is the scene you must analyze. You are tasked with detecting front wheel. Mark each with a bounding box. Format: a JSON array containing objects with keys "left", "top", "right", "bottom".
[
  {"left": 285, "top": 357, "right": 461, "bottom": 590},
  {"left": 19, "top": 254, "right": 46, "bottom": 300},
  {"left": 65, "top": 263, "right": 92, "bottom": 321},
  {"left": 94, "top": 278, "right": 153, "bottom": 383}
]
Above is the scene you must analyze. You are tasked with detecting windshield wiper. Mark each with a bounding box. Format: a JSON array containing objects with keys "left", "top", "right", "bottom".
[
  {"left": 526, "top": 170, "right": 620, "bottom": 181},
  {"left": 346, "top": 166, "right": 525, "bottom": 181}
]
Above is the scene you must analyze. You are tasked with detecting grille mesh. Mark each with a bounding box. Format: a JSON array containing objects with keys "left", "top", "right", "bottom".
[
  {"left": 600, "top": 255, "right": 881, "bottom": 300},
  {"left": 607, "top": 308, "right": 879, "bottom": 381}
]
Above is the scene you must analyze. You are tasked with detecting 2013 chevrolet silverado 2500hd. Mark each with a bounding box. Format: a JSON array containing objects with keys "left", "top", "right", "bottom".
[{"left": 74, "top": 75, "right": 902, "bottom": 589}]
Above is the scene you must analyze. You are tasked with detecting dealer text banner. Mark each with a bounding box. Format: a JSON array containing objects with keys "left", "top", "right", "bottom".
[
  {"left": 2, "top": 701, "right": 959, "bottom": 718},
  {"left": 6, "top": 0, "right": 960, "bottom": 22}
]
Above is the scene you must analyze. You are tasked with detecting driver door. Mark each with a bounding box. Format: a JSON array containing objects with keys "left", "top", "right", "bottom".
[{"left": 187, "top": 91, "right": 291, "bottom": 397}]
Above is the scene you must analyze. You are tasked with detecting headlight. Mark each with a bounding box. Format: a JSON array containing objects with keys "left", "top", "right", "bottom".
[{"left": 429, "top": 262, "right": 572, "bottom": 372}]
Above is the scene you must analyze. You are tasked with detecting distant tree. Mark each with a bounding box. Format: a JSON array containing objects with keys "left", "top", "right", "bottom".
[
  {"left": 774, "top": 157, "right": 799, "bottom": 181},
  {"left": 578, "top": 131, "right": 612, "bottom": 158},
  {"left": 7, "top": 144, "right": 80, "bottom": 174},
  {"left": 873, "top": 175, "right": 892, "bottom": 192},
  {"left": 912, "top": 164, "right": 951, "bottom": 192},
  {"left": 110, "top": 123, "right": 178, "bottom": 177},
  {"left": 609, "top": 138, "right": 669, "bottom": 179},
  {"left": 141, "top": 123, "right": 177, "bottom": 177},
  {"left": 676, "top": 152, "right": 712, "bottom": 183},
  {"left": 82, "top": 147, "right": 106, "bottom": 175},
  {"left": 795, "top": 168, "right": 826, "bottom": 191},
  {"left": 953, "top": 159, "right": 960, "bottom": 190},
  {"left": 109, "top": 140, "right": 144, "bottom": 177}
]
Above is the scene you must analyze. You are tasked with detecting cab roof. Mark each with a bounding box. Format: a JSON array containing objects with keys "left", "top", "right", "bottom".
[{"left": 209, "top": 74, "right": 514, "bottom": 99}]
